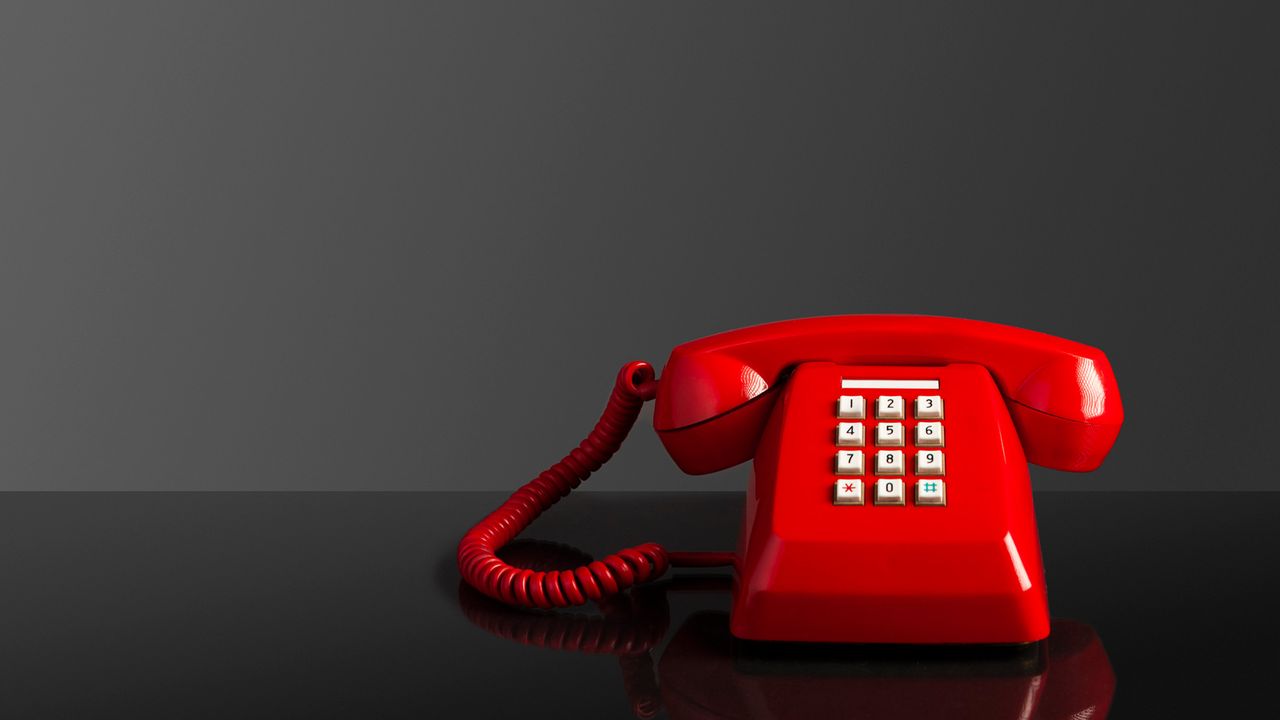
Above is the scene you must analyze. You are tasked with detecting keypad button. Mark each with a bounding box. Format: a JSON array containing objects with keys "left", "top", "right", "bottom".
[
  {"left": 837, "top": 395, "right": 866, "bottom": 419},
  {"left": 836, "top": 422, "right": 864, "bottom": 446},
  {"left": 915, "top": 450, "right": 945, "bottom": 476},
  {"left": 915, "top": 422, "right": 944, "bottom": 446},
  {"left": 915, "top": 396, "right": 944, "bottom": 419},
  {"left": 874, "top": 450, "right": 904, "bottom": 475},
  {"left": 875, "top": 396, "right": 904, "bottom": 419},
  {"left": 875, "top": 422, "right": 904, "bottom": 446},
  {"left": 835, "top": 450, "right": 864, "bottom": 475},
  {"left": 915, "top": 479, "right": 947, "bottom": 506},
  {"left": 874, "top": 478, "right": 905, "bottom": 505},
  {"left": 834, "top": 479, "right": 864, "bottom": 505}
]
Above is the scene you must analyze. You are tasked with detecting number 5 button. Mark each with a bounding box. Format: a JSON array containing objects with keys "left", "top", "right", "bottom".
[
  {"left": 875, "top": 422, "right": 903, "bottom": 446},
  {"left": 915, "top": 422, "right": 944, "bottom": 446}
]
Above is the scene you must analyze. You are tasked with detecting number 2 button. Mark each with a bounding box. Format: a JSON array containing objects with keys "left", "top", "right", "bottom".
[{"left": 876, "top": 396, "right": 904, "bottom": 419}]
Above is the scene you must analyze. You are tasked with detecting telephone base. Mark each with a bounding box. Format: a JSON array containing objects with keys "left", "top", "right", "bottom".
[{"left": 729, "top": 362, "right": 1051, "bottom": 645}]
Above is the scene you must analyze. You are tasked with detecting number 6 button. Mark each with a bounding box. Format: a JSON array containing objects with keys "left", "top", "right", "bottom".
[{"left": 915, "top": 422, "right": 944, "bottom": 446}]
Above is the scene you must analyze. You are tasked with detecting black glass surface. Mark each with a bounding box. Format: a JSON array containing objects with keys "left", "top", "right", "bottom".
[{"left": 1, "top": 491, "right": 1276, "bottom": 717}]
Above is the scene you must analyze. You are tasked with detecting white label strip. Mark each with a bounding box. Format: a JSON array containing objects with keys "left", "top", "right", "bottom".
[{"left": 841, "top": 379, "right": 940, "bottom": 389}]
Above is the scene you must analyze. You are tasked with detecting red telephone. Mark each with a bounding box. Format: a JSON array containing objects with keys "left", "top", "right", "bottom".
[{"left": 459, "top": 315, "right": 1123, "bottom": 644}]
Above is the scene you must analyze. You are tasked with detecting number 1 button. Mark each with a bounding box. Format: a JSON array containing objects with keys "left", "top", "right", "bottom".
[{"left": 838, "top": 396, "right": 866, "bottom": 419}]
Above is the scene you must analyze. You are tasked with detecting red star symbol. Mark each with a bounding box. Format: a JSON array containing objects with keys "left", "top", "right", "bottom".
[{"left": 843, "top": 483, "right": 855, "bottom": 492}]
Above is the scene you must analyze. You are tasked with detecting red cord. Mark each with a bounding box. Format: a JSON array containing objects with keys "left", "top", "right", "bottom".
[{"left": 457, "top": 361, "right": 733, "bottom": 609}]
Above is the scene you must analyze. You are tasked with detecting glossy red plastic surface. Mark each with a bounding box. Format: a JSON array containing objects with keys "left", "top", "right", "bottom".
[
  {"left": 732, "top": 363, "right": 1049, "bottom": 643},
  {"left": 654, "top": 315, "right": 1122, "bottom": 474}
]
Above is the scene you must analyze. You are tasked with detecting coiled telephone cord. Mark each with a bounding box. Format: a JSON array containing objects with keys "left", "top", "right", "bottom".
[{"left": 457, "top": 361, "right": 733, "bottom": 609}]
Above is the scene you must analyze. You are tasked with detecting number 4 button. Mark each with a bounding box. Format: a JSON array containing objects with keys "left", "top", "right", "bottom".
[{"left": 836, "top": 422, "right": 864, "bottom": 446}]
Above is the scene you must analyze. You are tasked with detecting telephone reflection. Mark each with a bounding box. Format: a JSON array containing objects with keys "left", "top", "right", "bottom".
[{"left": 457, "top": 541, "right": 1116, "bottom": 720}]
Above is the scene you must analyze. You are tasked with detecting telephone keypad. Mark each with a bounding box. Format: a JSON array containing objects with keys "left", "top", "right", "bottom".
[
  {"left": 875, "top": 422, "right": 904, "bottom": 446},
  {"left": 837, "top": 395, "right": 866, "bottom": 419},
  {"left": 833, "top": 479, "right": 864, "bottom": 505},
  {"left": 835, "top": 450, "right": 865, "bottom": 475},
  {"left": 836, "top": 422, "right": 865, "bottom": 447},
  {"left": 915, "top": 422, "right": 944, "bottom": 446},
  {"left": 874, "top": 478, "right": 905, "bottom": 505},
  {"left": 832, "top": 383, "right": 948, "bottom": 507},
  {"left": 874, "top": 450, "right": 904, "bottom": 475},
  {"left": 875, "top": 396, "right": 904, "bottom": 419}
]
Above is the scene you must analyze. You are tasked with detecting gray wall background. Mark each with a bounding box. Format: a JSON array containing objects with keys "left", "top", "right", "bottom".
[{"left": 1, "top": 2, "right": 1274, "bottom": 491}]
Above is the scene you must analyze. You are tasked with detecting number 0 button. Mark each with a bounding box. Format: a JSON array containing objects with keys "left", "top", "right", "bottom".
[{"left": 874, "top": 478, "right": 905, "bottom": 505}]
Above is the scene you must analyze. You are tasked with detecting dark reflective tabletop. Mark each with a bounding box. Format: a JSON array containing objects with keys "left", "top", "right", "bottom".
[{"left": 1, "top": 491, "right": 1276, "bottom": 717}]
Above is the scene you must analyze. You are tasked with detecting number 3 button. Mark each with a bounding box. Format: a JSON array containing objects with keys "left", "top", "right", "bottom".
[{"left": 915, "top": 396, "right": 943, "bottom": 419}]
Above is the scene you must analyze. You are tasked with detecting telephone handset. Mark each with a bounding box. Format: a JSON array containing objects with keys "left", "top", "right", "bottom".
[{"left": 458, "top": 316, "right": 1123, "bottom": 643}]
